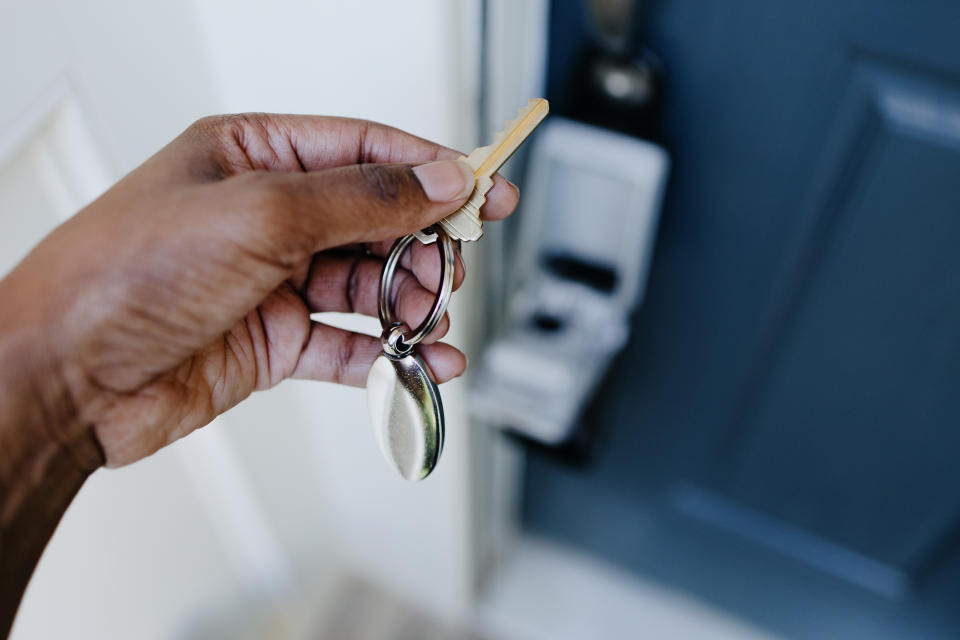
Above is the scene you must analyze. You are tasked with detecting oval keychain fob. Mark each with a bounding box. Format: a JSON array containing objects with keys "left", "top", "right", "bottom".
[
  {"left": 366, "top": 230, "right": 455, "bottom": 480},
  {"left": 367, "top": 347, "right": 444, "bottom": 481}
]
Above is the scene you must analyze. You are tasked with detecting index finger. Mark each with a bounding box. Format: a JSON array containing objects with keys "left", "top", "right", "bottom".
[{"left": 198, "top": 113, "right": 519, "bottom": 221}]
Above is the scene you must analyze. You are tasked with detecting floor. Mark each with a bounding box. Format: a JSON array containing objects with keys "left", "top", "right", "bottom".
[
  {"left": 181, "top": 536, "right": 779, "bottom": 640},
  {"left": 476, "top": 536, "right": 779, "bottom": 640}
]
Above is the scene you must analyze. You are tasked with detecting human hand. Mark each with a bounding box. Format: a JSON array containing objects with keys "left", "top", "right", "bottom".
[{"left": 0, "top": 114, "right": 518, "bottom": 468}]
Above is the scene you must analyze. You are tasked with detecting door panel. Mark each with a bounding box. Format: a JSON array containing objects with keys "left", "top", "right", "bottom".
[{"left": 725, "top": 58, "right": 960, "bottom": 576}]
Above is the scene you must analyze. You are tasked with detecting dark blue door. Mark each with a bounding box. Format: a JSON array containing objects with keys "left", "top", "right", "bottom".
[{"left": 523, "top": 2, "right": 960, "bottom": 637}]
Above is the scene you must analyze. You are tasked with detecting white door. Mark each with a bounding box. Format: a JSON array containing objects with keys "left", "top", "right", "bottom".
[{"left": 1, "top": 1, "right": 488, "bottom": 638}]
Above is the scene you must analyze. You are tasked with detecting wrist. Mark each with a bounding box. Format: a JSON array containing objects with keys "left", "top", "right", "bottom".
[
  {"left": 0, "top": 331, "right": 103, "bottom": 489},
  {"left": 2, "top": 267, "right": 102, "bottom": 449},
  {"left": 0, "top": 276, "right": 102, "bottom": 635},
  {"left": 0, "top": 287, "right": 103, "bottom": 502}
]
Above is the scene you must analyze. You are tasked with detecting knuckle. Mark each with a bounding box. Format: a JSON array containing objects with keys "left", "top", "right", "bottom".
[
  {"left": 191, "top": 113, "right": 268, "bottom": 137},
  {"left": 333, "top": 333, "right": 359, "bottom": 384},
  {"left": 186, "top": 114, "right": 272, "bottom": 177},
  {"left": 187, "top": 114, "right": 221, "bottom": 136},
  {"left": 187, "top": 114, "right": 273, "bottom": 163},
  {"left": 394, "top": 272, "right": 419, "bottom": 311},
  {"left": 187, "top": 115, "right": 239, "bottom": 147},
  {"left": 344, "top": 256, "right": 364, "bottom": 313}
]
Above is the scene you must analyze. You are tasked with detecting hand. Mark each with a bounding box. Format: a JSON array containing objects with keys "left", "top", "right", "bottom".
[
  {"left": 0, "top": 113, "right": 518, "bottom": 468},
  {"left": 0, "top": 112, "right": 519, "bottom": 634}
]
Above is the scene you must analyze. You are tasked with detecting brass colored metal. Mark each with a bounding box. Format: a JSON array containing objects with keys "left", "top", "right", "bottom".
[{"left": 414, "top": 98, "right": 549, "bottom": 244}]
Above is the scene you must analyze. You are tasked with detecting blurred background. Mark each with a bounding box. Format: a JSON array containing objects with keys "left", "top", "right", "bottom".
[{"left": 3, "top": 0, "right": 960, "bottom": 638}]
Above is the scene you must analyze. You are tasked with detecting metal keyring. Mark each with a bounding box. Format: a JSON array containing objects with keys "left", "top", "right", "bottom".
[{"left": 378, "top": 226, "right": 456, "bottom": 356}]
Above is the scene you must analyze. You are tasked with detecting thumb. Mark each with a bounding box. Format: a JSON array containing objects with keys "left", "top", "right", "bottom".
[{"left": 225, "top": 159, "right": 475, "bottom": 263}]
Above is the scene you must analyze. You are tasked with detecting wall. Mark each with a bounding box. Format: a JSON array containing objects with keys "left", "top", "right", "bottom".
[{"left": 6, "top": 1, "right": 483, "bottom": 638}]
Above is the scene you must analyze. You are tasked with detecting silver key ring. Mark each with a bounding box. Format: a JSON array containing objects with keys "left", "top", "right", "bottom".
[{"left": 378, "top": 226, "right": 456, "bottom": 356}]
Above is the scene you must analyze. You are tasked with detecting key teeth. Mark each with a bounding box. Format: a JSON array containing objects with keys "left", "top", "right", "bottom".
[
  {"left": 496, "top": 116, "right": 522, "bottom": 139},
  {"left": 465, "top": 145, "right": 492, "bottom": 168},
  {"left": 489, "top": 100, "right": 540, "bottom": 146},
  {"left": 476, "top": 100, "right": 548, "bottom": 165},
  {"left": 437, "top": 99, "right": 546, "bottom": 242}
]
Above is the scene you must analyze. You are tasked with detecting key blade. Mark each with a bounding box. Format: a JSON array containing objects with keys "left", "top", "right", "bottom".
[
  {"left": 416, "top": 98, "right": 549, "bottom": 245},
  {"left": 466, "top": 98, "right": 550, "bottom": 177}
]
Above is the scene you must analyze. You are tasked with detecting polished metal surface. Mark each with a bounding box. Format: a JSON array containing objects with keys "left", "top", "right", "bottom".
[
  {"left": 381, "top": 322, "right": 412, "bottom": 358},
  {"left": 366, "top": 352, "right": 445, "bottom": 481},
  {"left": 367, "top": 226, "right": 455, "bottom": 481},
  {"left": 378, "top": 227, "right": 456, "bottom": 349}
]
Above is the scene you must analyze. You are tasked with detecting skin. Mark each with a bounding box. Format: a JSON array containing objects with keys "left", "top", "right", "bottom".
[{"left": 0, "top": 113, "right": 518, "bottom": 635}]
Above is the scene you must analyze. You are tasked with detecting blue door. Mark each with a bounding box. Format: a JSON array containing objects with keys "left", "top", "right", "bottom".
[{"left": 523, "top": 2, "right": 960, "bottom": 637}]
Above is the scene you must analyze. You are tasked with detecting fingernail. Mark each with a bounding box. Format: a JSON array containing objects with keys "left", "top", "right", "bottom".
[{"left": 413, "top": 160, "right": 475, "bottom": 202}]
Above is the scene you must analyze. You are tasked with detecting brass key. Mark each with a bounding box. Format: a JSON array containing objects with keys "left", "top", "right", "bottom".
[{"left": 415, "top": 98, "right": 549, "bottom": 244}]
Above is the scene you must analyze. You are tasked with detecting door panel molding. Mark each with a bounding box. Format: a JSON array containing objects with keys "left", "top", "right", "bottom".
[{"left": 711, "top": 55, "right": 960, "bottom": 581}]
